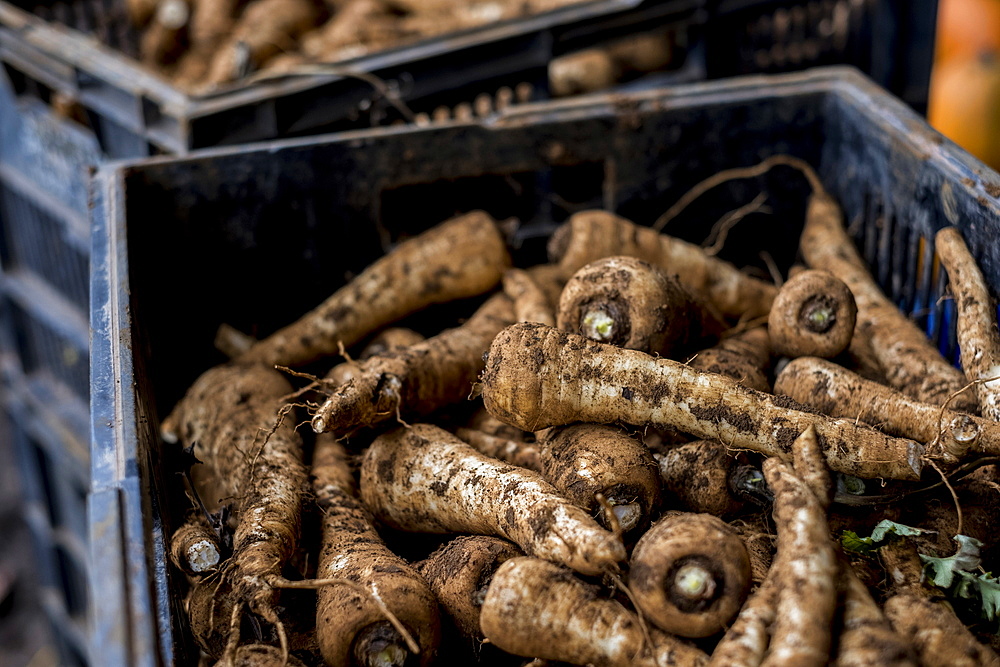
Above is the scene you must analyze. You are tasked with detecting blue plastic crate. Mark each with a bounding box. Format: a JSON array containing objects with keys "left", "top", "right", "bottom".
[{"left": 89, "top": 67, "right": 1000, "bottom": 665}]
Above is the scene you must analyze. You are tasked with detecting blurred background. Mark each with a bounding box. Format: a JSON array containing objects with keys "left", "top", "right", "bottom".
[{"left": 930, "top": 0, "right": 1000, "bottom": 171}]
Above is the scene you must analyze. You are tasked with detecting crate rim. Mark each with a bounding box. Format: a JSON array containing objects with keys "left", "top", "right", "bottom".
[{"left": 95, "top": 65, "right": 1000, "bottom": 206}]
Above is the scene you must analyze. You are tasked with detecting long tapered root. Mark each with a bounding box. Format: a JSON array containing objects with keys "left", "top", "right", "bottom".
[
  {"left": 238, "top": 211, "right": 511, "bottom": 367},
  {"left": 504, "top": 268, "right": 556, "bottom": 326},
  {"left": 360, "top": 424, "right": 625, "bottom": 576},
  {"left": 883, "top": 593, "right": 1000, "bottom": 667},
  {"left": 163, "top": 364, "right": 307, "bottom": 647},
  {"left": 548, "top": 210, "right": 777, "bottom": 319},
  {"left": 760, "top": 457, "right": 838, "bottom": 667},
  {"left": 310, "top": 435, "right": 439, "bottom": 666},
  {"left": 936, "top": 226, "right": 1000, "bottom": 421},
  {"left": 481, "top": 557, "right": 709, "bottom": 667},
  {"left": 775, "top": 356, "right": 1000, "bottom": 462},
  {"left": 311, "top": 293, "right": 514, "bottom": 435},
  {"left": 481, "top": 323, "right": 924, "bottom": 480},
  {"left": 833, "top": 563, "right": 917, "bottom": 667},
  {"left": 707, "top": 576, "right": 777, "bottom": 667},
  {"left": 416, "top": 536, "right": 524, "bottom": 639}
]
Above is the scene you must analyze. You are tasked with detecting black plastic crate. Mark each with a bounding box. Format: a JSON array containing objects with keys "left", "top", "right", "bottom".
[
  {"left": 703, "top": 0, "right": 938, "bottom": 113},
  {"left": 5, "top": 409, "right": 89, "bottom": 666},
  {"left": 0, "top": 75, "right": 94, "bottom": 414},
  {"left": 89, "top": 67, "right": 1000, "bottom": 665},
  {"left": 0, "top": 0, "right": 704, "bottom": 155}
]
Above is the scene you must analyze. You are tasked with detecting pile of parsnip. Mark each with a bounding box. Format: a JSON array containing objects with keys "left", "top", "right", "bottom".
[
  {"left": 127, "top": 0, "right": 588, "bottom": 92},
  {"left": 164, "top": 157, "right": 1000, "bottom": 667}
]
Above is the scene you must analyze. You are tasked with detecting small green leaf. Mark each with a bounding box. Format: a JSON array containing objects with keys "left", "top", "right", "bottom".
[
  {"left": 870, "top": 519, "right": 925, "bottom": 543},
  {"left": 922, "top": 553, "right": 959, "bottom": 589},
  {"left": 955, "top": 571, "right": 979, "bottom": 600},
  {"left": 840, "top": 520, "right": 924, "bottom": 555},
  {"left": 953, "top": 535, "right": 984, "bottom": 572},
  {"left": 841, "top": 530, "right": 875, "bottom": 554},
  {"left": 976, "top": 575, "right": 1000, "bottom": 622}
]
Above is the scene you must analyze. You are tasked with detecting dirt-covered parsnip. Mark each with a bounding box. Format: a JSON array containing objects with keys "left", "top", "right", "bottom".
[
  {"left": 775, "top": 356, "right": 999, "bottom": 462},
  {"left": 548, "top": 47, "right": 618, "bottom": 97},
  {"left": 454, "top": 427, "right": 543, "bottom": 471},
  {"left": 140, "top": 0, "right": 190, "bottom": 67},
  {"left": 361, "top": 327, "right": 426, "bottom": 358},
  {"left": 465, "top": 408, "right": 533, "bottom": 441},
  {"left": 311, "top": 435, "right": 440, "bottom": 667},
  {"left": 324, "top": 327, "right": 426, "bottom": 387},
  {"left": 481, "top": 557, "right": 709, "bottom": 667},
  {"left": 481, "top": 323, "right": 925, "bottom": 480},
  {"left": 936, "top": 226, "right": 1000, "bottom": 420},
  {"left": 311, "top": 293, "right": 514, "bottom": 435},
  {"left": 525, "top": 263, "right": 567, "bottom": 312},
  {"left": 790, "top": 424, "right": 834, "bottom": 508},
  {"left": 732, "top": 513, "right": 775, "bottom": 585},
  {"left": 841, "top": 329, "right": 887, "bottom": 384},
  {"left": 126, "top": 0, "right": 159, "bottom": 26},
  {"left": 238, "top": 211, "right": 510, "bottom": 367},
  {"left": 768, "top": 269, "right": 857, "bottom": 358},
  {"left": 172, "top": 0, "right": 247, "bottom": 89},
  {"left": 801, "top": 191, "right": 975, "bottom": 411},
  {"left": 656, "top": 440, "right": 764, "bottom": 517},
  {"left": 760, "top": 454, "right": 838, "bottom": 667},
  {"left": 689, "top": 326, "right": 772, "bottom": 392},
  {"left": 213, "top": 643, "right": 307, "bottom": 667},
  {"left": 188, "top": 0, "right": 242, "bottom": 46},
  {"left": 202, "top": 0, "right": 319, "bottom": 85},
  {"left": 170, "top": 515, "right": 221, "bottom": 577},
  {"left": 833, "top": 562, "right": 917, "bottom": 667},
  {"left": 557, "top": 256, "right": 723, "bottom": 357},
  {"left": 547, "top": 210, "right": 777, "bottom": 319},
  {"left": 629, "top": 512, "right": 751, "bottom": 638},
  {"left": 538, "top": 423, "right": 661, "bottom": 538},
  {"left": 359, "top": 424, "right": 625, "bottom": 576},
  {"left": 706, "top": 578, "right": 776, "bottom": 667},
  {"left": 301, "top": 0, "right": 393, "bottom": 60},
  {"left": 166, "top": 364, "right": 307, "bottom": 654},
  {"left": 504, "top": 268, "right": 556, "bottom": 326},
  {"left": 881, "top": 540, "right": 1000, "bottom": 667},
  {"left": 415, "top": 536, "right": 523, "bottom": 639}
]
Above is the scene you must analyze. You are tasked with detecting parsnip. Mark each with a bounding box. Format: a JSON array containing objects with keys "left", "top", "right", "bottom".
[
  {"left": 359, "top": 424, "right": 625, "bottom": 576},
  {"left": 481, "top": 323, "right": 925, "bottom": 480},
  {"left": 481, "top": 557, "right": 709, "bottom": 667}
]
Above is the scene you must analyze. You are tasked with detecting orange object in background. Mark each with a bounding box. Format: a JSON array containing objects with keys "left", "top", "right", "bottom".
[
  {"left": 929, "top": 0, "right": 1000, "bottom": 170},
  {"left": 935, "top": 0, "right": 1000, "bottom": 64}
]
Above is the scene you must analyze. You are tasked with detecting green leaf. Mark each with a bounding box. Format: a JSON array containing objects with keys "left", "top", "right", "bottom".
[
  {"left": 976, "top": 575, "right": 1000, "bottom": 622},
  {"left": 922, "top": 553, "right": 959, "bottom": 589},
  {"left": 841, "top": 530, "right": 875, "bottom": 554},
  {"left": 953, "top": 535, "right": 984, "bottom": 572},
  {"left": 870, "top": 519, "right": 925, "bottom": 543},
  {"left": 840, "top": 520, "right": 924, "bottom": 555},
  {"left": 921, "top": 534, "right": 983, "bottom": 590}
]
